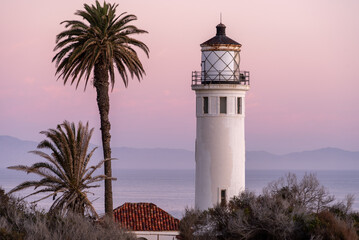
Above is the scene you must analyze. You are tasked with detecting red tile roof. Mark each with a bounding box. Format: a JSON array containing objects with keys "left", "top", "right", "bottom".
[{"left": 113, "top": 202, "right": 180, "bottom": 231}]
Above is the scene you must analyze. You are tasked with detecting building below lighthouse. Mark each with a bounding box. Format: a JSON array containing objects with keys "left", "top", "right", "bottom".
[{"left": 192, "top": 23, "right": 250, "bottom": 211}]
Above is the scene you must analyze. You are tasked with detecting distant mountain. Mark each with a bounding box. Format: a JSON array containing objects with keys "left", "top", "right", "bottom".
[
  {"left": 246, "top": 147, "right": 359, "bottom": 170},
  {"left": 246, "top": 150, "right": 278, "bottom": 169},
  {"left": 0, "top": 135, "right": 358, "bottom": 170},
  {"left": 0, "top": 135, "right": 38, "bottom": 167},
  {"left": 0, "top": 135, "right": 195, "bottom": 170},
  {"left": 277, "top": 147, "right": 359, "bottom": 170},
  {"left": 109, "top": 147, "right": 194, "bottom": 169}
]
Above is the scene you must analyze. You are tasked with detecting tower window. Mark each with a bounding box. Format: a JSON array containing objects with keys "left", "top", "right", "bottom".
[
  {"left": 220, "top": 97, "right": 227, "bottom": 114},
  {"left": 237, "top": 97, "right": 242, "bottom": 114},
  {"left": 203, "top": 97, "right": 208, "bottom": 114},
  {"left": 220, "top": 189, "right": 227, "bottom": 206}
]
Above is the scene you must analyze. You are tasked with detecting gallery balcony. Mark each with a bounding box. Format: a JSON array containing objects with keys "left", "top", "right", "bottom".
[{"left": 192, "top": 70, "right": 250, "bottom": 86}]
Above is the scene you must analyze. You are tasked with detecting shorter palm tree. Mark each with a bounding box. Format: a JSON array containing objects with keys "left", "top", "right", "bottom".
[{"left": 8, "top": 121, "right": 112, "bottom": 217}]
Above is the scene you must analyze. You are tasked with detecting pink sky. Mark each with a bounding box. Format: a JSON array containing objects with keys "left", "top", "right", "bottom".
[{"left": 0, "top": 0, "right": 358, "bottom": 154}]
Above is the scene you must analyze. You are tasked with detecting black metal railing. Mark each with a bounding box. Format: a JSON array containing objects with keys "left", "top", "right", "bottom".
[{"left": 192, "top": 71, "right": 250, "bottom": 85}]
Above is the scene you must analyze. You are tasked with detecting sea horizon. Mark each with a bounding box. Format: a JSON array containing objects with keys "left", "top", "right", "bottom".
[{"left": 1, "top": 168, "right": 358, "bottom": 219}]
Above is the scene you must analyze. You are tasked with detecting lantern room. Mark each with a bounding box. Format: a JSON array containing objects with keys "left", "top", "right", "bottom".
[{"left": 192, "top": 23, "right": 250, "bottom": 85}]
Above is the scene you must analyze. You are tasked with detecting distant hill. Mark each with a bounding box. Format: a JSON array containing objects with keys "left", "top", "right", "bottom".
[
  {"left": 0, "top": 135, "right": 358, "bottom": 170},
  {"left": 0, "top": 135, "right": 39, "bottom": 167},
  {"left": 0, "top": 135, "right": 194, "bottom": 170},
  {"left": 110, "top": 147, "right": 194, "bottom": 169},
  {"left": 246, "top": 148, "right": 359, "bottom": 170}
]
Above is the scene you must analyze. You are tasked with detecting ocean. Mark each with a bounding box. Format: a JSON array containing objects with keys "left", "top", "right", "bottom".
[{"left": 0, "top": 169, "right": 358, "bottom": 219}]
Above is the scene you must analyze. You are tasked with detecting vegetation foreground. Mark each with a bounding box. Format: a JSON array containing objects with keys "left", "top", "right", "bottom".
[
  {"left": 0, "top": 188, "right": 135, "bottom": 240},
  {"left": 2, "top": 172, "right": 358, "bottom": 240},
  {"left": 179, "top": 173, "right": 359, "bottom": 240}
]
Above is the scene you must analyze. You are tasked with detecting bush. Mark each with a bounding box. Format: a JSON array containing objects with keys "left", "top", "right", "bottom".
[
  {"left": 179, "top": 208, "right": 205, "bottom": 239},
  {"left": 264, "top": 173, "right": 335, "bottom": 213},
  {"left": 310, "top": 210, "right": 358, "bottom": 240},
  {"left": 180, "top": 173, "right": 359, "bottom": 240},
  {"left": 0, "top": 187, "right": 135, "bottom": 240}
]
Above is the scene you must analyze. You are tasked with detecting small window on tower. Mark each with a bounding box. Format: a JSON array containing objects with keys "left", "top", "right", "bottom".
[
  {"left": 237, "top": 97, "right": 242, "bottom": 114},
  {"left": 220, "top": 189, "right": 227, "bottom": 206},
  {"left": 220, "top": 97, "right": 227, "bottom": 114},
  {"left": 203, "top": 97, "right": 208, "bottom": 114}
]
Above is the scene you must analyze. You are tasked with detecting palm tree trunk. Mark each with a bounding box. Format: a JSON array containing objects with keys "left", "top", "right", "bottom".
[{"left": 94, "top": 61, "right": 113, "bottom": 217}]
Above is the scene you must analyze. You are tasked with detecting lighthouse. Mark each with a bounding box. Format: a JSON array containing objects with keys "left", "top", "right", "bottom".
[{"left": 192, "top": 23, "right": 250, "bottom": 210}]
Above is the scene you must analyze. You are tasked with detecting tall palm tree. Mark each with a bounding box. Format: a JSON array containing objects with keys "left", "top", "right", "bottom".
[
  {"left": 8, "top": 121, "right": 110, "bottom": 217},
  {"left": 52, "top": 1, "right": 149, "bottom": 216}
]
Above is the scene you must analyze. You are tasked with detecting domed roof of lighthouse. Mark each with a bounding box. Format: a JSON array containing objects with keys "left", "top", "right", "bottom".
[{"left": 200, "top": 23, "right": 241, "bottom": 47}]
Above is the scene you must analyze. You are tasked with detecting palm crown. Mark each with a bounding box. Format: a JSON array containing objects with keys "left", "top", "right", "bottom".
[
  {"left": 8, "top": 121, "right": 110, "bottom": 217},
  {"left": 52, "top": 1, "right": 149, "bottom": 89}
]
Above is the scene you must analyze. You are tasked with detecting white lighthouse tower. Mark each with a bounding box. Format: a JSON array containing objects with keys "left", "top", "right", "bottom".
[{"left": 192, "top": 23, "right": 250, "bottom": 210}]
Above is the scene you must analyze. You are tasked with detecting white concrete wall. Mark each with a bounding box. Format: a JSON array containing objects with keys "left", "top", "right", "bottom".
[
  {"left": 192, "top": 84, "right": 249, "bottom": 211},
  {"left": 134, "top": 231, "right": 178, "bottom": 240}
]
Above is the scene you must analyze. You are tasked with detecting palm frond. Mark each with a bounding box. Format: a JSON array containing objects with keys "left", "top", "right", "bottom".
[{"left": 8, "top": 121, "right": 108, "bottom": 217}]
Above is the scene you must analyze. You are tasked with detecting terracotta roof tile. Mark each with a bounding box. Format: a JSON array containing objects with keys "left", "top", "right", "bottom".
[{"left": 113, "top": 202, "right": 180, "bottom": 231}]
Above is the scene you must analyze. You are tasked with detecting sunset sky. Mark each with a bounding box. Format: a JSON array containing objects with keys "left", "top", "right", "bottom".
[{"left": 0, "top": 0, "right": 358, "bottom": 154}]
